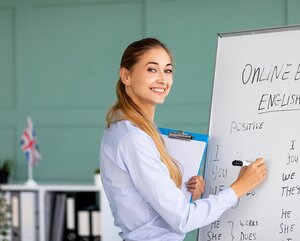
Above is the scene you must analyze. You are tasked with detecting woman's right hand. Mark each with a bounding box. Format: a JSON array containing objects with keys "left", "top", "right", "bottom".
[{"left": 230, "top": 158, "right": 267, "bottom": 198}]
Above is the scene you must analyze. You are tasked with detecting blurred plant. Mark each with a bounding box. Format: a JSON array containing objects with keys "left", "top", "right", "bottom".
[
  {"left": 94, "top": 167, "right": 100, "bottom": 175},
  {"left": 0, "top": 191, "right": 11, "bottom": 241},
  {"left": 0, "top": 159, "right": 13, "bottom": 173},
  {"left": 0, "top": 159, "right": 13, "bottom": 184}
]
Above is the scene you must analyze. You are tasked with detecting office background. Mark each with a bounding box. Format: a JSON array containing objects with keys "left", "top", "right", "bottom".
[{"left": 0, "top": 0, "right": 299, "bottom": 240}]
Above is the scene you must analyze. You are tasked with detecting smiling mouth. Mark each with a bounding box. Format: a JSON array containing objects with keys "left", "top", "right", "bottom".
[{"left": 150, "top": 88, "right": 166, "bottom": 93}]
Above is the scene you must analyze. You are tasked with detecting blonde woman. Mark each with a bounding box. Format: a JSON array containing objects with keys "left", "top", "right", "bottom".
[{"left": 100, "top": 38, "right": 267, "bottom": 241}]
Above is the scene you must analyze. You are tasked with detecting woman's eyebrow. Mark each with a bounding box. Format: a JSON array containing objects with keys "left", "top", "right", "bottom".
[
  {"left": 145, "top": 61, "right": 159, "bottom": 66},
  {"left": 145, "top": 62, "right": 173, "bottom": 67}
]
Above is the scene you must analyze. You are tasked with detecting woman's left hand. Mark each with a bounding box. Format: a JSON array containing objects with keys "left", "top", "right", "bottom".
[{"left": 186, "top": 176, "right": 205, "bottom": 201}]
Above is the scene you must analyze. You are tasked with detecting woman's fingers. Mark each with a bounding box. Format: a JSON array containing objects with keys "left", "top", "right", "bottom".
[
  {"left": 186, "top": 176, "right": 205, "bottom": 200},
  {"left": 231, "top": 158, "right": 267, "bottom": 198}
]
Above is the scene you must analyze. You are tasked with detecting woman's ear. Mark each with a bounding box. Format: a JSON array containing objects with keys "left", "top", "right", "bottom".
[{"left": 120, "top": 67, "right": 131, "bottom": 86}]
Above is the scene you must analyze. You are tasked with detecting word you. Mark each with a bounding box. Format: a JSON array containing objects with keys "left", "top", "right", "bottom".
[{"left": 286, "top": 153, "right": 298, "bottom": 165}]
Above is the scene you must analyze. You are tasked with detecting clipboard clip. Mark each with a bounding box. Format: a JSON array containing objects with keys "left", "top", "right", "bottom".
[{"left": 168, "top": 131, "right": 193, "bottom": 141}]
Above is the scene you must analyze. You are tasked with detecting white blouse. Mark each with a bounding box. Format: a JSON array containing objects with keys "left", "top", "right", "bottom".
[{"left": 100, "top": 120, "right": 237, "bottom": 241}]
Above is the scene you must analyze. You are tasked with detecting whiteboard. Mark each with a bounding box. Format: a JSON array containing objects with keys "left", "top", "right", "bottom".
[{"left": 198, "top": 26, "right": 300, "bottom": 241}]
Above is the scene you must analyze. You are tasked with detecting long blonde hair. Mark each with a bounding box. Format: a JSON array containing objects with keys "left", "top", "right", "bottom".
[{"left": 106, "top": 38, "right": 182, "bottom": 188}]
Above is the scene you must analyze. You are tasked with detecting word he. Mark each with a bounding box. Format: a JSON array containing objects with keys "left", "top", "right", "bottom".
[
  {"left": 279, "top": 223, "right": 295, "bottom": 234},
  {"left": 240, "top": 220, "right": 258, "bottom": 227},
  {"left": 210, "top": 220, "right": 220, "bottom": 229},
  {"left": 258, "top": 93, "right": 300, "bottom": 113},
  {"left": 241, "top": 63, "right": 300, "bottom": 85},
  {"left": 281, "top": 185, "right": 300, "bottom": 197},
  {"left": 286, "top": 154, "right": 299, "bottom": 165},
  {"left": 281, "top": 209, "right": 292, "bottom": 219},
  {"left": 230, "top": 121, "right": 264, "bottom": 134},
  {"left": 212, "top": 165, "right": 227, "bottom": 180}
]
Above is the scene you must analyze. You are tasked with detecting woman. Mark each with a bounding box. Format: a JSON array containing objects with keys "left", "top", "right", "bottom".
[{"left": 100, "top": 38, "right": 267, "bottom": 241}]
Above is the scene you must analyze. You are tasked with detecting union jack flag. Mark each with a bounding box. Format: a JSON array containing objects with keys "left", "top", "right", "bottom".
[{"left": 20, "top": 117, "right": 42, "bottom": 166}]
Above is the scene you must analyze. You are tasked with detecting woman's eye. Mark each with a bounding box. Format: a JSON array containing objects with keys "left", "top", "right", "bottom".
[
  {"left": 148, "top": 68, "right": 157, "bottom": 73},
  {"left": 165, "top": 69, "right": 173, "bottom": 74}
]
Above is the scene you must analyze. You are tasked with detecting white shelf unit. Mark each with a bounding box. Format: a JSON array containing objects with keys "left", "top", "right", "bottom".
[{"left": 0, "top": 183, "right": 122, "bottom": 241}]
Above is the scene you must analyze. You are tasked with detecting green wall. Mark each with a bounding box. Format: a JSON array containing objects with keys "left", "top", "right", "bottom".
[{"left": 1, "top": 0, "right": 300, "bottom": 240}]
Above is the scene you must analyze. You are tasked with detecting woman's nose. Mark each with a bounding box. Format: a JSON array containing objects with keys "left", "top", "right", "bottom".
[
  {"left": 157, "top": 72, "right": 167, "bottom": 84},
  {"left": 157, "top": 78, "right": 166, "bottom": 84}
]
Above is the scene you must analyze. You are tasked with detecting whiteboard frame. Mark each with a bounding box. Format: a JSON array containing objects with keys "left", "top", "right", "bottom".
[
  {"left": 218, "top": 24, "right": 300, "bottom": 38},
  {"left": 198, "top": 24, "right": 300, "bottom": 241}
]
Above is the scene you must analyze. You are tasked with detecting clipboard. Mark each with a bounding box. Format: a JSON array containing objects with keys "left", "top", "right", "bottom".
[{"left": 159, "top": 127, "right": 208, "bottom": 202}]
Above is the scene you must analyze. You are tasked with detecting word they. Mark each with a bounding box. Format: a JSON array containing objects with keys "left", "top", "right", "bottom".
[{"left": 281, "top": 185, "right": 300, "bottom": 197}]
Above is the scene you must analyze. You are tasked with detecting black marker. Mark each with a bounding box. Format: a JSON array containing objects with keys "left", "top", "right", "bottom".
[{"left": 232, "top": 160, "right": 252, "bottom": 167}]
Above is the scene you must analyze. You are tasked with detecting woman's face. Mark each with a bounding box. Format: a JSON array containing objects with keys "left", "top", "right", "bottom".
[{"left": 121, "top": 47, "right": 173, "bottom": 116}]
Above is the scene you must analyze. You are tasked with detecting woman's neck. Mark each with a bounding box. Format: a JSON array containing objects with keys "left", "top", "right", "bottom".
[{"left": 142, "top": 106, "right": 155, "bottom": 122}]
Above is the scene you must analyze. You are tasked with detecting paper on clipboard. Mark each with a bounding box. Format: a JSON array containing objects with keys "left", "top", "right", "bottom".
[{"left": 159, "top": 128, "right": 208, "bottom": 202}]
